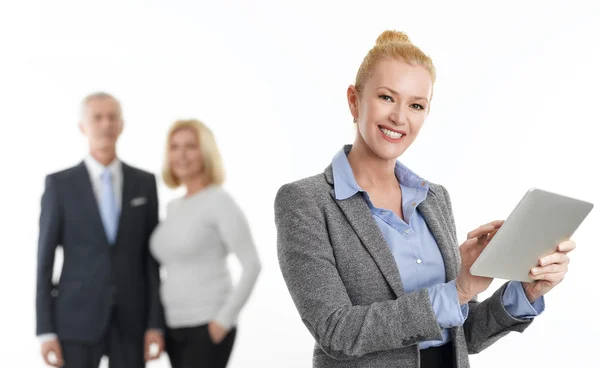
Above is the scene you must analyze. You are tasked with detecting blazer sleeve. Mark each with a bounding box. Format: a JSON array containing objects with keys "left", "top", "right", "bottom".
[
  {"left": 145, "top": 174, "right": 165, "bottom": 330},
  {"left": 36, "top": 175, "right": 62, "bottom": 335},
  {"left": 275, "top": 182, "right": 445, "bottom": 360},
  {"left": 438, "top": 185, "right": 533, "bottom": 354}
]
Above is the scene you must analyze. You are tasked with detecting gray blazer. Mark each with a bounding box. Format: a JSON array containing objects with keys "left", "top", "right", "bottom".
[{"left": 275, "top": 162, "right": 533, "bottom": 368}]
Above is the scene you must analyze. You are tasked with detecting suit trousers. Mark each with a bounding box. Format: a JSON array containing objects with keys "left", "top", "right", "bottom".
[{"left": 61, "top": 307, "right": 144, "bottom": 368}]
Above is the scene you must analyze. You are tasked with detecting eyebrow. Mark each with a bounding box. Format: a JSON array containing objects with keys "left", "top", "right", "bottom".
[{"left": 378, "top": 86, "right": 429, "bottom": 102}]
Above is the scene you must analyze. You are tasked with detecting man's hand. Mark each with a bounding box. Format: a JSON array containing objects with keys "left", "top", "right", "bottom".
[
  {"left": 41, "top": 339, "right": 64, "bottom": 367},
  {"left": 144, "top": 329, "right": 165, "bottom": 361}
]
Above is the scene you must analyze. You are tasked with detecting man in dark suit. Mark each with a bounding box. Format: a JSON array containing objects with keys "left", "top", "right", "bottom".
[{"left": 36, "top": 92, "right": 165, "bottom": 367}]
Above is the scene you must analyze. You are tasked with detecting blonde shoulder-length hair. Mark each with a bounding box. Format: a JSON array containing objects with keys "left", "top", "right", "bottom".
[{"left": 162, "top": 119, "right": 225, "bottom": 188}]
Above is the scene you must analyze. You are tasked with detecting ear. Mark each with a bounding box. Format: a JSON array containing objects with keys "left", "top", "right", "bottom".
[
  {"left": 347, "top": 85, "right": 360, "bottom": 121},
  {"left": 117, "top": 119, "right": 124, "bottom": 136}
]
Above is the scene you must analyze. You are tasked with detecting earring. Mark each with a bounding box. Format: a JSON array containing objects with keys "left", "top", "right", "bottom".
[{"left": 353, "top": 117, "right": 357, "bottom": 124}]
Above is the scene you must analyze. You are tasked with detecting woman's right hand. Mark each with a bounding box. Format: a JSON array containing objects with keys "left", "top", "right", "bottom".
[{"left": 455, "top": 220, "right": 504, "bottom": 305}]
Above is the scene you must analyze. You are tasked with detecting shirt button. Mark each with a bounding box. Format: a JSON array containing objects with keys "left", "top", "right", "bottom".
[
  {"left": 421, "top": 181, "right": 426, "bottom": 186},
  {"left": 411, "top": 202, "right": 417, "bottom": 207},
  {"left": 416, "top": 259, "right": 422, "bottom": 264},
  {"left": 404, "top": 229, "right": 410, "bottom": 234}
]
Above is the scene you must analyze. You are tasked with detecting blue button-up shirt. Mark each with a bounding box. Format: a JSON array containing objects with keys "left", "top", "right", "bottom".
[{"left": 331, "top": 148, "right": 544, "bottom": 349}]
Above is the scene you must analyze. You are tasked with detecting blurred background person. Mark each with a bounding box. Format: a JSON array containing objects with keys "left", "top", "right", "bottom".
[
  {"left": 150, "top": 119, "right": 262, "bottom": 368},
  {"left": 36, "top": 92, "right": 165, "bottom": 367}
]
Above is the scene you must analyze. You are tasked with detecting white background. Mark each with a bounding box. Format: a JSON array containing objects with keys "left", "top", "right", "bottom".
[{"left": 1, "top": 0, "right": 598, "bottom": 367}]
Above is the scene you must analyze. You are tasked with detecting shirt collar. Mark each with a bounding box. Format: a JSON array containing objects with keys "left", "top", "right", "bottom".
[
  {"left": 331, "top": 145, "right": 429, "bottom": 200},
  {"left": 84, "top": 154, "right": 121, "bottom": 179}
]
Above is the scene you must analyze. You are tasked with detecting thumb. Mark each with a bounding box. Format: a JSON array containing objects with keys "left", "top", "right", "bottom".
[
  {"left": 144, "top": 345, "right": 151, "bottom": 362},
  {"left": 55, "top": 346, "right": 64, "bottom": 367}
]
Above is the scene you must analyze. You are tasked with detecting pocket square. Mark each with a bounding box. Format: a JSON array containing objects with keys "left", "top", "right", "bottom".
[{"left": 130, "top": 197, "right": 148, "bottom": 207}]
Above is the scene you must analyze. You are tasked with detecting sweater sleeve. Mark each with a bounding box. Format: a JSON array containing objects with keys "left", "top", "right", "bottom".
[{"left": 213, "top": 190, "right": 262, "bottom": 329}]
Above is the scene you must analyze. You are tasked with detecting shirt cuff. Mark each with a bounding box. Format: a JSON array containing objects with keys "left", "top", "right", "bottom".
[
  {"left": 38, "top": 333, "right": 58, "bottom": 343},
  {"left": 502, "top": 281, "right": 545, "bottom": 319},
  {"left": 426, "top": 280, "right": 469, "bottom": 329}
]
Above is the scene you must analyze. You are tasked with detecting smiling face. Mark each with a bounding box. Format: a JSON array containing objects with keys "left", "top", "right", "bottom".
[
  {"left": 168, "top": 127, "right": 205, "bottom": 183},
  {"left": 348, "top": 57, "right": 433, "bottom": 161}
]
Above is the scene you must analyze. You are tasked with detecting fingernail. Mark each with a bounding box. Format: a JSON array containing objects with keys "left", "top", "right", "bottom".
[
  {"left": 539, "top": 259, "right": 546, "bottom": 266},
  {"left": 531, "top": 268, "right": 538, "bottom": 275}
]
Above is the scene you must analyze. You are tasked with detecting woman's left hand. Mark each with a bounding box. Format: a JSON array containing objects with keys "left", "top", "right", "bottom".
[{"left": 522, "top": 240, "right": 576, "bottom": 303}]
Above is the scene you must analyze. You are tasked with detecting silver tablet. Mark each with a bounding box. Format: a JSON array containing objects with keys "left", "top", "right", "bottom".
[{"left": 470, "top": 188, "right": 593, "bottom": 283}]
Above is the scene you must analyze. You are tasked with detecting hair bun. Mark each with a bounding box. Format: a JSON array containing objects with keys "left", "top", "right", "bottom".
[{"left": 375, "top": 30, "right": 411, "bottom": 46}]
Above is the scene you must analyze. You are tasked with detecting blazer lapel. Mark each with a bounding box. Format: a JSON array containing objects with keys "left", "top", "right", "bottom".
[
  {"left": 324, "top": 165, "right": 405, "bottom": 297},
  {"left": 418, "top": 191, "right": 460, "bottom": 281},
  {"left": 73, "top": 162, "right": 111, "bottom": 246},
  {"left": 115, "top": 162, "right": 138, "bottom": 244}
]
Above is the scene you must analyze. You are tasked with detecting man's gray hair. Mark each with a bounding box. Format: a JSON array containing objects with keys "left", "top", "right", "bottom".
[{"left": 80, "top": 92, "right": 123, "bottom": 120}]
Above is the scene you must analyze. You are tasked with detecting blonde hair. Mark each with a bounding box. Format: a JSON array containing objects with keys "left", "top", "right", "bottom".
[
  {"left": 355, "top": 30, "right": 436, "bottom": 95},
  {"left": 162, "top": 119, "right": 225, "bottom": 188}
]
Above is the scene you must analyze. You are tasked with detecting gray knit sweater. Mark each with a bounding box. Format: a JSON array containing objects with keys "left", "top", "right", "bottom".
[{"left": 150, "top": 185, "right": 261, "bottom": 329}]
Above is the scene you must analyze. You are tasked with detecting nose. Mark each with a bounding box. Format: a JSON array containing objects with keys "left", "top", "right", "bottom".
[
  {"left": 98, "top": 117, "right": 112, "bottom": 130},
  {"left": 170, "top": 150, "right": 183, "bottom": 166},
  {"left": 172, "top": 147, "right": 183, "bottom": 158},
  {"left": 389, "top": 104, "right": 409, "bottom": 126}
]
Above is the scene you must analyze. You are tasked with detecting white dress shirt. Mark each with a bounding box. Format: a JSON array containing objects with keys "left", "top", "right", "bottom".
[{"left": 38, "top": 155, "right": 122, "bottom": 343}]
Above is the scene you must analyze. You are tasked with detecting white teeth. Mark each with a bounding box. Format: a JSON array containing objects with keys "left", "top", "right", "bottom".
[{"left": 380, "top": 127, "right": 403, "bottom": 139}]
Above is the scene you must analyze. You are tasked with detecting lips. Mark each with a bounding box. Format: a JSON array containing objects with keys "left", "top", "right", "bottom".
[{"left": 378, "top": 125, "right": 405, "bottom": 140}]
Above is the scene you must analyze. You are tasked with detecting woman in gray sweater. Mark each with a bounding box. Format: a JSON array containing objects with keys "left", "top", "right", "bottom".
[{"left": 150, "top": 119, "right": 261, "bottom": 368}]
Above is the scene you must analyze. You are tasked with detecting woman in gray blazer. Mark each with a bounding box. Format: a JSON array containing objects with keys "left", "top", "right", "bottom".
[{"left": 274, "top": 30, "right": 575, "bottom": 368}]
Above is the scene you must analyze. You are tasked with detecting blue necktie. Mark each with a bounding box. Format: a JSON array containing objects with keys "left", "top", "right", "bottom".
[{"left": 99, "top": 169, "right": 119, "bottom": 245}]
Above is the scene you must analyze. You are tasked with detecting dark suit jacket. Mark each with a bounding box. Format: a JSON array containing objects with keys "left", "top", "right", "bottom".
[{"left": 36, "top": 161, "right": 165, "bottom": 343}]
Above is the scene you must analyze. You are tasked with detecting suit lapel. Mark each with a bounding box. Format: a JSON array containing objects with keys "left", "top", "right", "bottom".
[
  {"left": 116, "top": 163, "right": 138, "bottom": 245},
  {"left": 325, "top": 161, "right": 461, "bottom": 293},
  {"left": 325, "top": 165, "right": 405, "bottom": 297},
  {"left": 418, "top": 191, "right": 460, "bottom": 281},
  {"left": 73, "top": 162, "right": 111, "bottom": 246}
]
